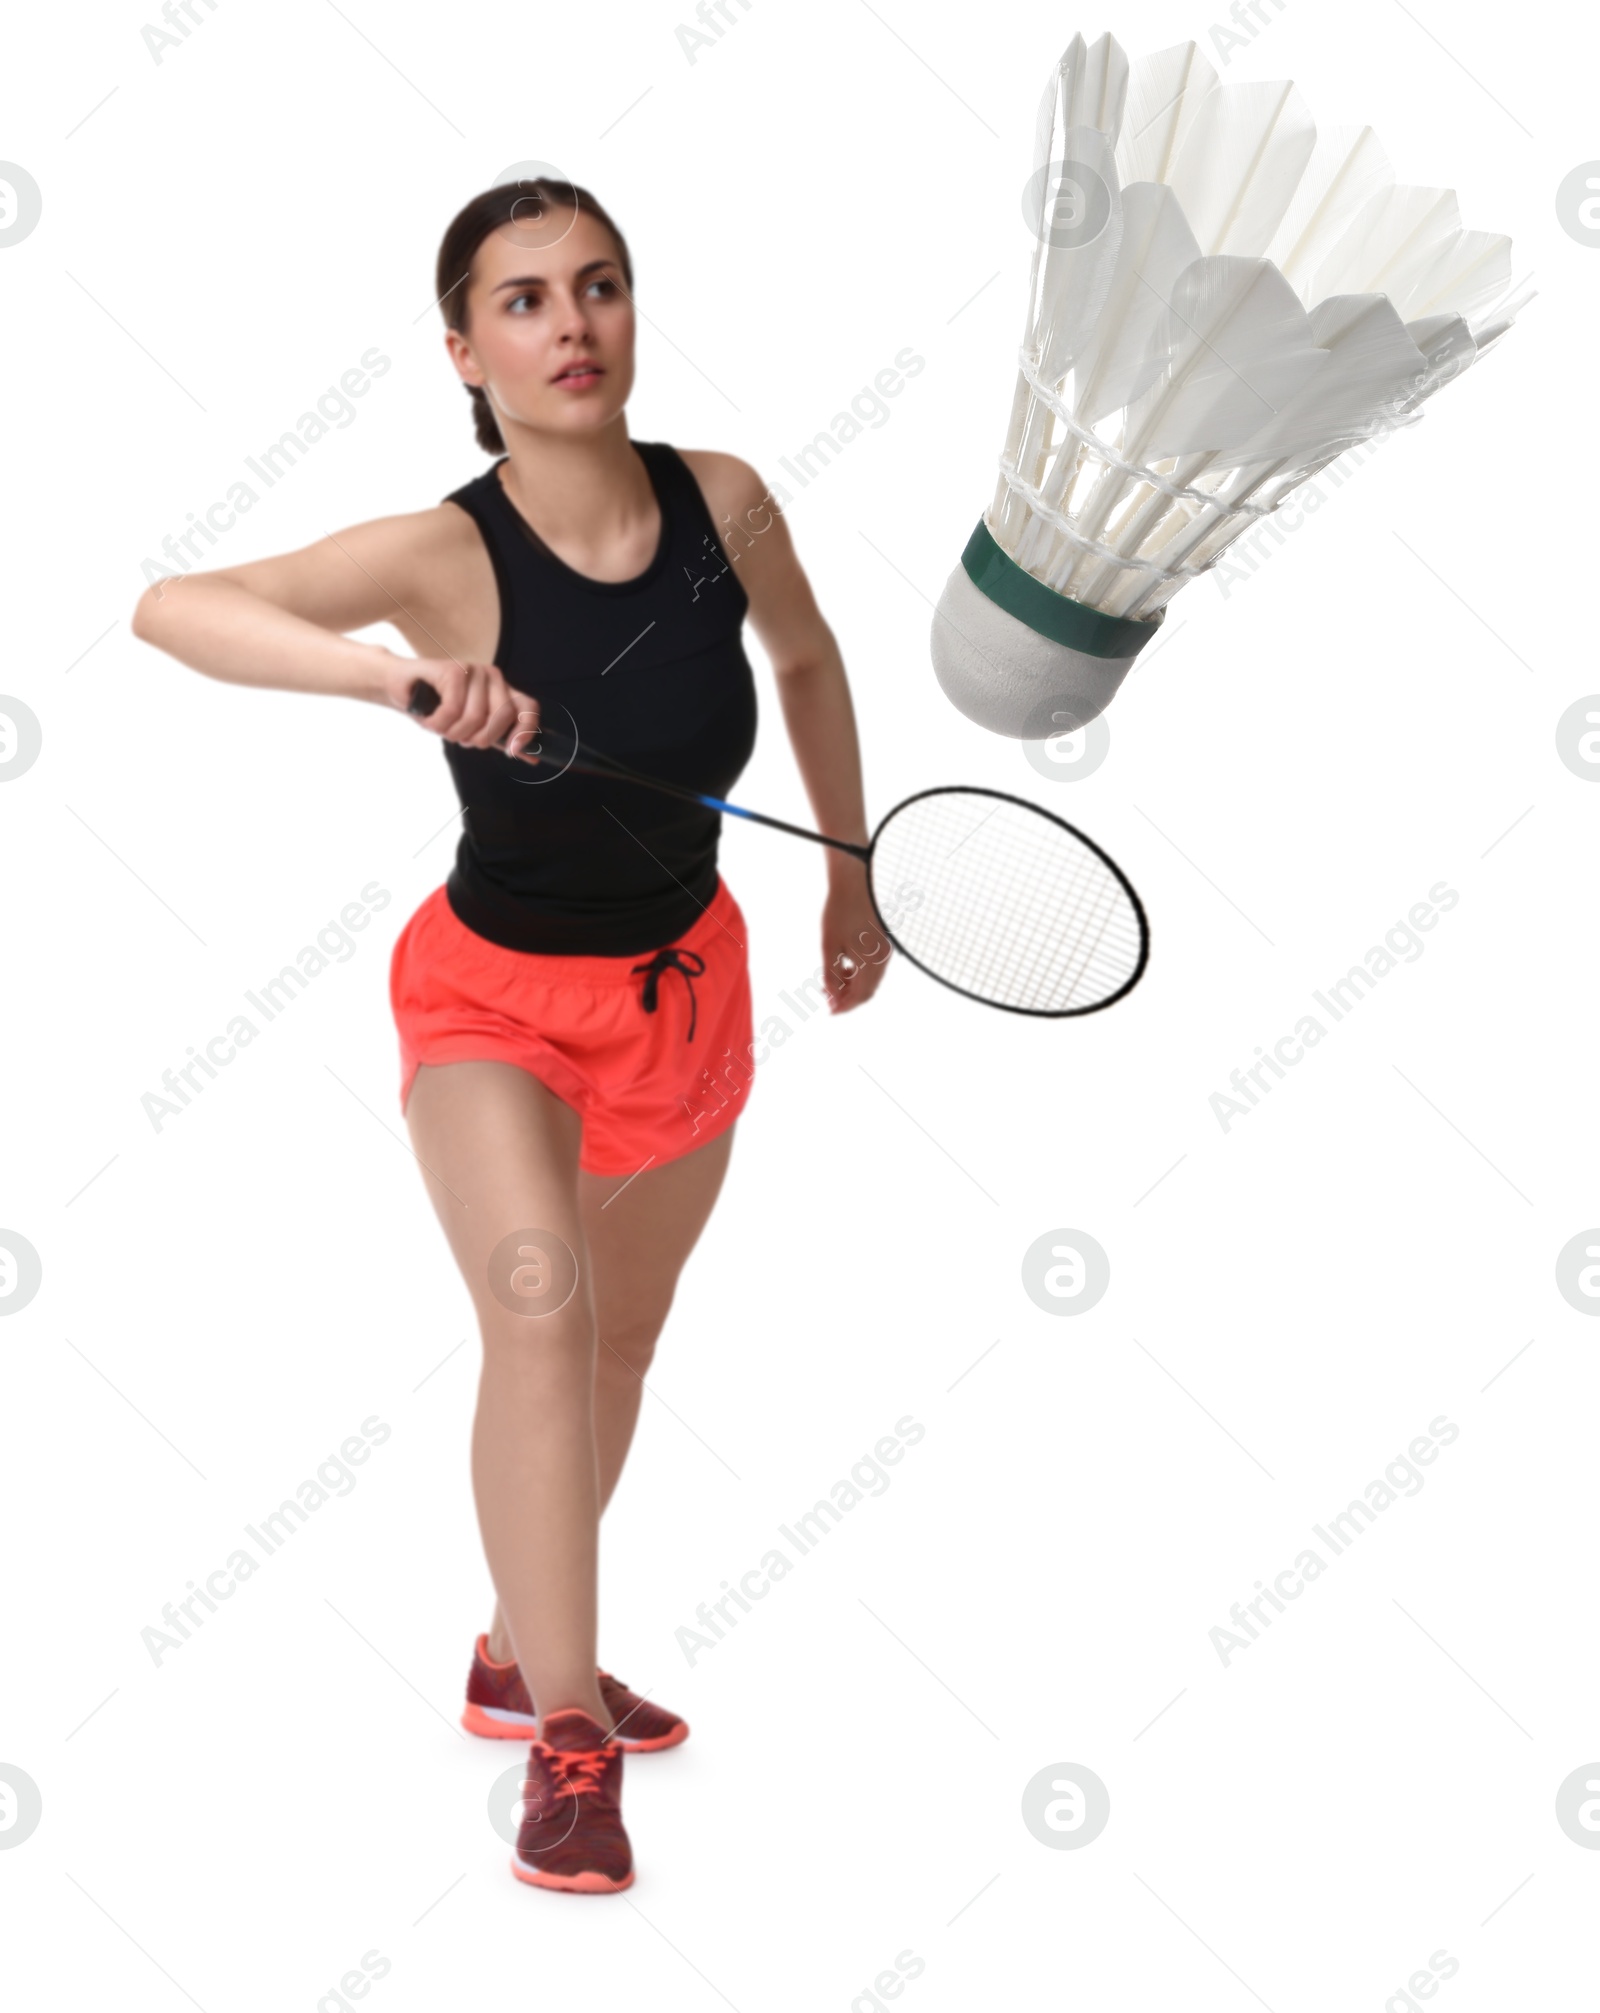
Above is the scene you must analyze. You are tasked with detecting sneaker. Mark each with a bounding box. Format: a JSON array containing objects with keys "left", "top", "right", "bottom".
[
  {"left": 512, "top": 1709, "right": 632, "bottom": 1894},
  {"left": 598, "top": 1667, "right": 690, "bottom": 1753},
  {"left": 464, "top": 1634, "right": 689, "bottom": 1752}
]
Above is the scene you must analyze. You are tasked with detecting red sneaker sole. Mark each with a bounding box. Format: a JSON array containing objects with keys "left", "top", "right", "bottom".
[
  {"left": 463, "top": 1702, "right": 689, "bottom": 1752},
  {"left": 511, "top": 1854, "right": 634, "bottom": 1893},
  {"left": 462, "top": 1702, "right": 538, "bottom": 1740}
]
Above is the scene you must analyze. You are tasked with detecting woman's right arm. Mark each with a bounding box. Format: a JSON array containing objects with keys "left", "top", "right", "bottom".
[{"left": 129, "top": 509, "right": 536, "bottom": 752}]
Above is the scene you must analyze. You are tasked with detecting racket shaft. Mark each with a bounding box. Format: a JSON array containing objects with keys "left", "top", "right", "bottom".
[{"left": 405, "top": 677, "right": 866, "bottom": 859}]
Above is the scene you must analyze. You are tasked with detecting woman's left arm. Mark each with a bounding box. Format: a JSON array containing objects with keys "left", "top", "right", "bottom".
[{"left": 691, "top": 453, "right": 890, "bottom": 1014}]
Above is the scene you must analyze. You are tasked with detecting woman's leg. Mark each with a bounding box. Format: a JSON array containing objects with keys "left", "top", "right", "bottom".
[
  {"left": 583, "top": 1126, "right": 738, "bottom": 1508},
  {"left": 483, "top": 1124, "right": 737, "bottom": 1665},
  {"left": 404, "top": 1058, "right": 609, "bottom": 1729}
]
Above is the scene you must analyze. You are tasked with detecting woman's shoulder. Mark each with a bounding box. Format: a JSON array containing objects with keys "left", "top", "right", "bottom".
[{"left": 668, "top": 445, "right": 771, "bottom": 525}]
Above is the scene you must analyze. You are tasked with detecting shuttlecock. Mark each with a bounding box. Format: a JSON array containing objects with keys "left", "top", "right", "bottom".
[{"left": 931, "top": 32, "right": 1528, "bottom": 740}]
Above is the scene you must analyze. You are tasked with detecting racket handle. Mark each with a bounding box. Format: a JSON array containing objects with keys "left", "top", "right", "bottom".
[{"left": 407, "top": 677, "right": 555, "bottom": 756}]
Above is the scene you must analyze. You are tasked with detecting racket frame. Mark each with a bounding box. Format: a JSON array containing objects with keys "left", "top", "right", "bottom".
[{"left": 866, "top": 785, "right": 1150, "bottom": 1019}]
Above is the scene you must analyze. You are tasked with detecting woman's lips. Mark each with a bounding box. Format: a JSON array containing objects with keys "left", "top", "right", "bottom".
[{"left": 553, "top": 364, "right": 603, "bottom": 389}]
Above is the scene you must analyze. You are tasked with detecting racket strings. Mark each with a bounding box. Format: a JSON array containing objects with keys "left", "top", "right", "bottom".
[{"left": 870, "top": 791, "right": 1144, "bottom": 1013}]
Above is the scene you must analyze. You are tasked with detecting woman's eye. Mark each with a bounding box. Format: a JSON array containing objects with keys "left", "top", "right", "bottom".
[{"left": 507, "top": 280, "right": 614, "bottom": 312}]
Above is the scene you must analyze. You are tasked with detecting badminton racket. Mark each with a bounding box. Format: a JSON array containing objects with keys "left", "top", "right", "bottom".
[{"left": 407, "top": 677, "right": 1149, "bottom": 1016}]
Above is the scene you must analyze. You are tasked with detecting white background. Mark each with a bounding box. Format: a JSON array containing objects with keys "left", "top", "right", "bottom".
[{"left": 2, "top": 0, "right": 1596, "bottom": 2006}]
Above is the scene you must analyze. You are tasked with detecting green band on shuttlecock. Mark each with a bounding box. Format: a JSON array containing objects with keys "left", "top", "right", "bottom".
[{"left": 959, "top": 519, "right": 1164, "bottom": 660}]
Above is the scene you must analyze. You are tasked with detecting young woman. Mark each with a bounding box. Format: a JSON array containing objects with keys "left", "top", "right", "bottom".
[{"left": 131, "top": 178, "right": 890, "bottom": 1892}]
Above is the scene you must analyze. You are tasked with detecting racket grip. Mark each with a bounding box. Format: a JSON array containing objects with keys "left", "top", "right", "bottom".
[{"left": 407, "top": 677, "right": 556, "bottom": 758}]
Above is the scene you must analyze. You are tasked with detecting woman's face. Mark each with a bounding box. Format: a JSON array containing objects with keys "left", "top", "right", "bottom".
[{"left": 451, "top": 202, "right": 635, "bottom": 438}]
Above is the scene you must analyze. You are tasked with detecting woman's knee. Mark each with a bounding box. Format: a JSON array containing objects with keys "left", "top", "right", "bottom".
[{"left": 477, "top": 1295, "right": 598, "bottom": 1381}]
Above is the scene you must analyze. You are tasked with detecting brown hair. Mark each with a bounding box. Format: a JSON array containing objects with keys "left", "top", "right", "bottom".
[{"left": 435, "top": 178, "right": 634, "bottom": 454}]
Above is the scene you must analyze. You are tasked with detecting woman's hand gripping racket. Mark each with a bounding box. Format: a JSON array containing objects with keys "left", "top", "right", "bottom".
[{"left": 407, "top": 677, "right": 1149, "bottom": 1016}]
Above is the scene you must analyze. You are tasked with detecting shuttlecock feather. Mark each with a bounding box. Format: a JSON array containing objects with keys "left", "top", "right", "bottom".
[{"left": 931, "top": 32, "right": 1527, "bottom": 740}]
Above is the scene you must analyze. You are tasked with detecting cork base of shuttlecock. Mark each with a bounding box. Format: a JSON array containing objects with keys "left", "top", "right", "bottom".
[{"left": 929, "top": 522, "right": 1162, "bottom": 740}]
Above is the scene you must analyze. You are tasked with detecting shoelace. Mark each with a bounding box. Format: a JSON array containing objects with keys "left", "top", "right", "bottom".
[{"left": 527, "top": 1740, "right": 614, "bottom": 1801}]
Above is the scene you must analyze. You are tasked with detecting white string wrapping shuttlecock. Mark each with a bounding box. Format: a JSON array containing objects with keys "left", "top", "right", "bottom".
[{"left": 931, "top": 31, "right": 1529, "bottom": 740}]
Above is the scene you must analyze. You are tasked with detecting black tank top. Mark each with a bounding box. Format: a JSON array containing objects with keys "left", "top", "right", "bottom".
[{"left": 437, "top": 441, "right": 758, "bottom": 954}]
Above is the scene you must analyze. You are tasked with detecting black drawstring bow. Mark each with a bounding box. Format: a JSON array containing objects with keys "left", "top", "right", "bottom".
[{"left": 629, "top": 946, "right": 707, "bottom": 1041}]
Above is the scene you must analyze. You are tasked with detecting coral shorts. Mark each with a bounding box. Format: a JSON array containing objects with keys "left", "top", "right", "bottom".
[{"left": 390, "top": 876, "right": 754, "bottom": 1175}]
